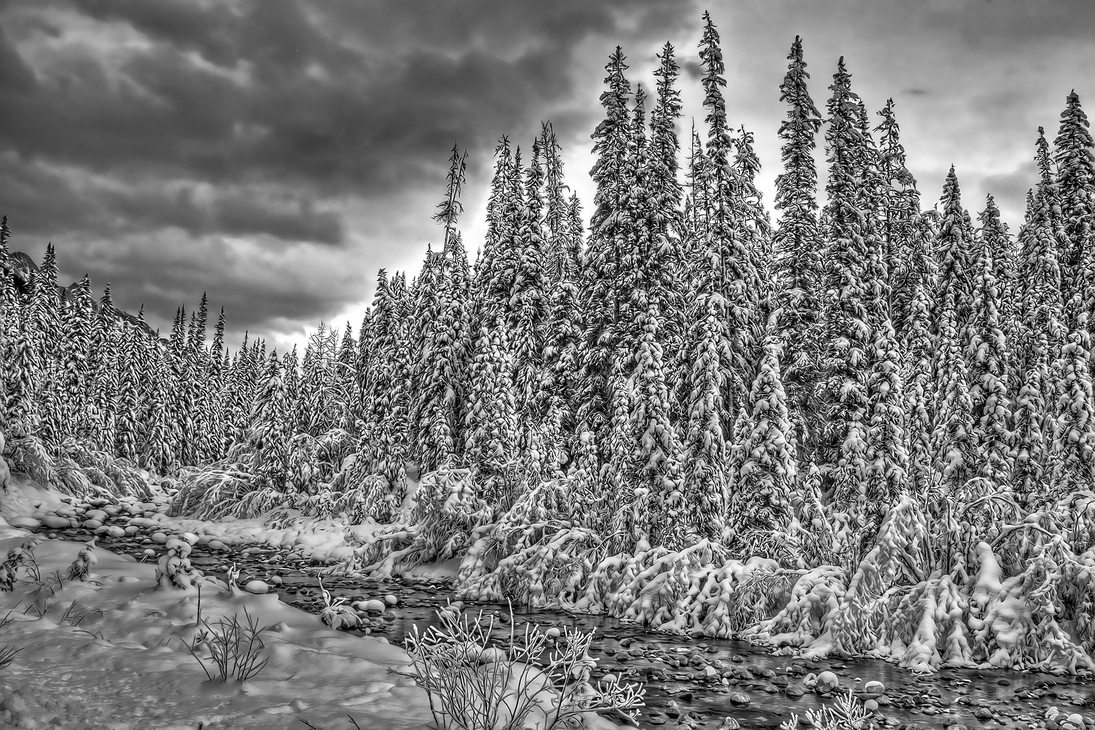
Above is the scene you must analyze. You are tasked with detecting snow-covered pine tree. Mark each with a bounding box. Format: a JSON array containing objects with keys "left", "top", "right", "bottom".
[
  {"left": 772, "top": 36, "right": 824, "bottom": 462},
  {"left": 929, "top": 169, "right": 976, "bottom": 500},
  {"left": 1054, "top": 91, "right": 1095, "bottom": 301},
  {"left": 0, "top": 217, "right": 12, "bottom": 409},
  {"left": 621, "top": 303, "right": 685, "bottom": 549},
  {"left": 4, "top": 313, "right": 39, "bottom": 438},
  {"left": 510, "top": 138, "right": 551, "bottom": 480},
  {"left": 967, "top": 197, "right": 1015, "bottom": 488},
  {"left": 140, "top": 333, "right": 178, "bottom": 476},
  {"left": 728, "top": 313, "right": 796, "bottom": 548},
  {"left": 577, "top": 47, "right": 633, "bottom": 453},
  {"left": 31, "top": 244, "right": 61, "bottom": 371},
  {"left": 1051, "top": 306, "right": 1095, "bottom": 499},
  {"left": 299, "top": 322, "right": 340, "bottom": 437},
  {"left": 203, "top": 307, "right": 228, "bottom": 461},
  {"left": 113, "top": 321, "right": 143, "bottom": 464},
  {"left": 248, "top": 349, "right": 293, "bottom": 492},
  {"left": 357, "top": 270, "right": 410, "bottom": 492},
  {"left": 59, "top": 275, "right": 94, "bottom": 442},
  {"left": 877, "top": 99, "right": 926, "bottom": 341},
  {"left": 680, "top": 289, "right": 734, "bottom": 542},
  {"left": 815, "top": 58, "right": 873, "bottom": 515},
  {"left": 648, "top": 44, "right": 690, "bottom": 378},
  {"left": 540, "top": 196, "right": 584, "bottom": 475},
  {"left": 1013, "top": 129, "right": 1068, "bottom": 504},
  {"left": 414, "top": 145, "right": 471, "bottom": 473},
  {"left": 85, "top": 285, "right": 119, "bottom": 452},
  {"left": 463, "top": 313, "right": 518, "bottom": 495},
  {"left": 698, "top": 12, "right": 763, "bottom": 399}
]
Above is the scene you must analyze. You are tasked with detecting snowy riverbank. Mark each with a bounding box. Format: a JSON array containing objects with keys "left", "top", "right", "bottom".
[{"left": 0, "top": 476, "right": 627, "bottom": 730}]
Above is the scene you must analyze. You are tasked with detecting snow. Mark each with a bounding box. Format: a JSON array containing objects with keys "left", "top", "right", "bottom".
[{"left": 0, "top": 477, "right": 624, "bottom": 730}]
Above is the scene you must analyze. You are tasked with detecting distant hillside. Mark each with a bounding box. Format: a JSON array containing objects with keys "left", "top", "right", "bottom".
[{"left": 7, "top": 249, "right": 159, "bottom": 339}]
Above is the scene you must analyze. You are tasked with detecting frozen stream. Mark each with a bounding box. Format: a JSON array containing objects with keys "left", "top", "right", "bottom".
[{"left": 40, "top": 523, "right": 1095, "bottom": 729}]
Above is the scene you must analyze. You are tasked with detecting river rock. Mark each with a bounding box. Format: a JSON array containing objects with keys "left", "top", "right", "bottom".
[
  {"left": 704, "top": 665, "right": 719, "bottom": 679},
  {"left": 8, "top": 516, "right": 41, "bottom": 530},
  {"left": 815, "top": 671, "right": 839, "bottom": 693},
  {"left": 728, "top": 691, "right": 750, "bottom": 707},
  {"left": 244, "top": 580, "right": 270, "bottom": 594},
  {"left": 384, "top": 594, "right": 398, "bottom": 606},
  {"left": 359, "top": 599, "right": 385, "bottom": 613},
  {"left": 863, "top": 680, "right": 886, "bottom": 697},
  {"left": 786, "top": 684, "right": 805, "bottom": 699},
  {"left": 41, "top": 514, "right": 70, "bottom": 529}
]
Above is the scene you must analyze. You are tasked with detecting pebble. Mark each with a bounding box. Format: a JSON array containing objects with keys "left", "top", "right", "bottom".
[
  {"left": 8, "top": 516, "right": 41, "bottom": 530},
  {"left": 245, "top": 580, "right": 270, "bottom": 594},
  {"left": 384, "top": 594, "right": 398, "bottom": 606}
]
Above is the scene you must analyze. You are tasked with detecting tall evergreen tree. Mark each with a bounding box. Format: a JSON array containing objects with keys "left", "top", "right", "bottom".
[
  {"left": 1054, "top": 91, "right": 1095, "bottom": 299},
  {"left": 815, "top": 58, "right": 873, "bottom": 511},
  {"left": 728, "top": 315, "right": 796, "bottom": 542},
  {"left": 248, "top": 350, "right": 293, "bottom": 492},
  {"left": 968, "top": 198, "right": 1015, "bottom": 487}
]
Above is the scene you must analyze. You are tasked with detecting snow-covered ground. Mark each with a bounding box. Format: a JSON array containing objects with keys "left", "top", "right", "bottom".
[{"left": 0, "top": 476, "right": 624, "bottom": 730}]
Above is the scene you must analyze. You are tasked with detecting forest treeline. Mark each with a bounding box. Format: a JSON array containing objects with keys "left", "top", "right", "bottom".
[{"left": 2, "top": 12, "right": 1094, "bottom": 568}]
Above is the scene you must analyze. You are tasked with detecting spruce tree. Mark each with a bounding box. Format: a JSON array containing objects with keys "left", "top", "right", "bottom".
[
  {"left": 248, "top": 350, "right": 293, "bottom": 492},
  {"left": 624, "top": 304, "right": 685, "bottom": 549},
  {"left": 463, "top": 314, "right": 518, "bottom": 490},
  {"left": 773, "top": 37, "right": 824, "bottom": 457},
  {"left": 877, "top": 100, "right": 926, "bottom": 338},
  {"left": 1051, "top": 308, "right": 1095, "bottom": 498},
  {"left": 815, "top": 58, "right": 872, "bottom": 512},
  {"left": 929, "top": 169, "right": 976, "bottom": 498},
  {"left": 968, "top": 198, "right": 1015, "bottom": 487},
  {"left": 680, "top": 290, "right": 734, "bottom": 541},
  {"left": 414, "top": 147, "right": 471, "bottom": 473},
  {"left": 728, "top": 316, "right": 796, "bottom": 543},
  {"left": 1054, "top": 91, "right": 1095, "bottom": 299}
]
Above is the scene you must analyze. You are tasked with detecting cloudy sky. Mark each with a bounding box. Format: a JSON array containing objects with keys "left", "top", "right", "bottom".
[{"left": 1, "top": 0, "right": 1094, "bottom": 353}]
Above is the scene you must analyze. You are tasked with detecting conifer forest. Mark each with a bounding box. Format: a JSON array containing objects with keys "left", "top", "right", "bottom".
[{"left": 7, "top": 10, "right": 1095, "bottom": 688}]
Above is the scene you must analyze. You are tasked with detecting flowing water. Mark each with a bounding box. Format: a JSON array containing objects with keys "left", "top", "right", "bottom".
[{"left": 40, "top": 523, "right": 1094, "bottom": 729}]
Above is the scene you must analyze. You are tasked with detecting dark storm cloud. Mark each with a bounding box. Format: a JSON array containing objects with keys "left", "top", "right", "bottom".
[{"left": 0, "top": 0, "right": 698, "bottom": 345}]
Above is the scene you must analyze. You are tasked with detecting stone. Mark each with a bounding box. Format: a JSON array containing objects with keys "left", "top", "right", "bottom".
[
  {"left": 244, "top": 580, "right": 270, "bottom": 594},
  {"left": 361, "top": 599, "right": 385, "bottom": 613},
  {"left": 41, "top": 514, "right": 70, "bottom": 529},
  {"left": 864, "top": 699, "right": 879, "bottom": 712},
  {"left": 973, "top": 707, "right": 994, "bottom": 720},
  {"left": 786, "top": 684, "right": 805, "bottom": 699},
  {"left": 0, "top": 694, "right": 28, "bottom": 713},
  {"left": 704, "top": 666, "right": 719, "bottom": 678},
  {"left": 384, "top": 594, "right": 398, "bottom": 606},
  {"left": 728, "top": 691, "right": 750, "bottom": 707},
  {"left": 8, "top": 517, "right": 41, "bottom": 530},
  {"left": 815, "top": 671, "right": 839, "bottom": 693},
  {"left": 863, "top": 680, "right": 886, "bottom": 697}
]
